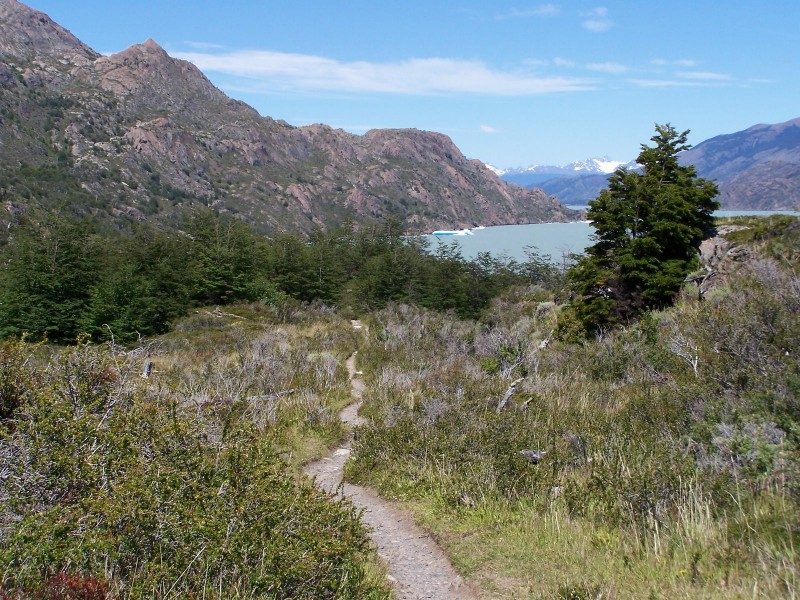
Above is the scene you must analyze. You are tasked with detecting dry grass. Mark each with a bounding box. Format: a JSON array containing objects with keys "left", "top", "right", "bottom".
[{"left": 346, "top": 253, "right": 799, "bottom": 599}]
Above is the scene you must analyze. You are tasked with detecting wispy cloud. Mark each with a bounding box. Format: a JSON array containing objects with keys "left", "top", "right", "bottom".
[
  {"left": 585, "top": 61, "right": 629, "bottom": 74},
  {"left": 629, "top": 79, "right": 703, "bottom": 88},
  {"left": 496, "top": 4, "right": 560, "bottom": 19},
  {"left": 553, "top": 57, "right": 577, "bottom": 68},
  {"left": 629, "top": 77, "right": 732, "bottom": 88},
  {"left": 677, "top": 70, "right": 732, "bottom": 81},
  {"left": 173, "top": 49, "right": 593, "bottom": 96},
  {"left": 480, "top": 124, "right": 501, "bottom": 133},
  {"left": 523, "top": 58, "right": 550, "bottom": 67},
  {"left": 629, "top": 68, "right": 735, "bottom": 88},
  {"left": 651, "top": 58, "right": 697, "bottom": 67},
  {"left": 182, "top": 41, "right": 226, "bottom": 50},
  {"left": 581, "top": 7, "right": 613, "bottom": 32}
]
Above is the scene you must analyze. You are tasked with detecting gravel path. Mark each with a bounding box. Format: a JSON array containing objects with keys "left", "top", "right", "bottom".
[{"left": 304, "top": 321, "right": 476, "bottom": 600}]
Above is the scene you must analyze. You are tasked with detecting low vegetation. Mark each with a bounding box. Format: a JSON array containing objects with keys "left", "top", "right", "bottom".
[
  {"left": 0, "top": 307, "right": 390, "bottom": 598},
  {"left": 347, "top": 219, "right": 799, "bottom": 598},
  {"left": 1, "top": 122, "right": 796, "bottom": 597}
]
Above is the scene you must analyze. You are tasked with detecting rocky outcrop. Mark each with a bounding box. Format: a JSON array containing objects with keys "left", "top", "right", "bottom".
[
  {"left": 690, "top": 226, "right": 752, "bottom": 297},
  {"left": 0, "top": 0, "right": 576, "bottom": 234},
  {"left": 0, "top": 0, "right": 95, "bottom": 62}
]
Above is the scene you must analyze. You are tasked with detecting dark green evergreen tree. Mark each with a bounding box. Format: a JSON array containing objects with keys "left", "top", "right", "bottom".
[
  {"left": 0, "top": 217, "right": 99, "bottom": 343},
  {"left": 184, "top": 211, "right": 267, "bottom": 305},
  {"left": 566, "top": 124, "right": 719, "bottom": 333}
]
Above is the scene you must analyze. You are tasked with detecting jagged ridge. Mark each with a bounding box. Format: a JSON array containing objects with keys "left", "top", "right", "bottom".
[{"left": 0, "top": 0, "right": 575, "bottom": 233}]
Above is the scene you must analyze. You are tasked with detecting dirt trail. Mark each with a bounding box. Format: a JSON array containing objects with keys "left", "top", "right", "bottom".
[{"left": 304, "top": 320, "right": 476, "bottom": 600}]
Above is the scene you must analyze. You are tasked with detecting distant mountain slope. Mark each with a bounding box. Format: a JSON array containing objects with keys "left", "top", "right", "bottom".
[
  {"left": 680, "top": 117, "right": 800, "bottom": 210},
  {"left": 0, "top": 0, "right": 574, "bottom": 234},
  {"left": 501, "top": 119, "right": 800, "bottom": 210},
  {"left": 536, "top": 173, "right": 613, "bottom": 205}
]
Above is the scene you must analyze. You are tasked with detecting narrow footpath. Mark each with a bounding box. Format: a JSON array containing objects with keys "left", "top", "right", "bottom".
[{"left": 304, "top": 320, "right": 476, "bottom": 600}]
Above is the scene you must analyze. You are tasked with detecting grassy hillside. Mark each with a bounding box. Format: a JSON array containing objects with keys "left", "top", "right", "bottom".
[{"left": 346, "top": 216, "right": 799, "bottom": 598}]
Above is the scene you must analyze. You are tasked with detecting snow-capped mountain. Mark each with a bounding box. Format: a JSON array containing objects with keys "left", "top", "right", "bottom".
[
  {"left": 506, "top": 156, "right": 629, "bottom": 177},
  {"left": 484, "top": 163, "right": 507, "bottom": 176},
  {"left": 496, "top": 157, "right": 631, "bottom": 189}
]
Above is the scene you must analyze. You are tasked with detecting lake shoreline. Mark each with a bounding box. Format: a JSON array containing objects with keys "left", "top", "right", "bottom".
[{"left": 418, "top": 210, "right": 800, "bottom": 263}]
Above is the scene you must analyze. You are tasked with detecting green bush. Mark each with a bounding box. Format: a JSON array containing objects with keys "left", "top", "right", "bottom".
[{"left": 0, "top": 340, "right": 386, "bottom": 599}]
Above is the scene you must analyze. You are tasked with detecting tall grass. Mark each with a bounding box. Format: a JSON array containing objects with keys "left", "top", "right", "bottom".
[{"left": 347, "top": 243, "right": 799, "bottom": 597}]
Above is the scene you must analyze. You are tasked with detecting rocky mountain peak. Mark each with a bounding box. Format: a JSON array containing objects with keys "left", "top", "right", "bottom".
[
  {"left": 0, "top": 0, "right": 577, "bottom": 234},
  {"left": 365, "top": 128, "right": 466, "bottom": 163},
  {"left": 680, "top": 116, "right": 800, "bottom": 209},
  {"left": 94, "top": 38, "right": 234, "bottom": 116},
  {"left": 141, "top": 38, "right": 164, "bottom": 52},
  {"left": 0, "top": 0, "right": 96, "bottom": 63}
]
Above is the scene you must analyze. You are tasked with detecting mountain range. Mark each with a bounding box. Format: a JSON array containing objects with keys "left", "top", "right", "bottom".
[
  {"left": 0, "top": 0, "right": 574, "bottom": 235},
  {"left": 491, "top": 157, "right": 631, "bottom": 190},
  {"left": 498, "top": 119, "right": 800, "bottom": 210}
]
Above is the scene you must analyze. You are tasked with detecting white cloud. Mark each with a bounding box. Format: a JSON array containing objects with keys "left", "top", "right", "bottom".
[
  {"left": 651, "top": 58, "right": 697, "bottom": 67},
  {"left": 173, "top": 49, "right": 593, "bottom": 96},
  {"left": 523, "top": 58, "right": 550, "bottom": 67},
  {"left": 581, "top": 6, "right": 613, "bottom": 32},
  {"left": 585, "top": 61, "right": 629, "bottom": 74},
  {"left": 480, "top": 124, "right": 501, "bottom": 133},
  {"left": 676, "top": 70, "right": 732, "bottom": 81},
  {"left": 582, "top": 19, "right": 613, "bottom": 32},
  {"left": 629, "top": 79, "right": 700, "bottom": 88},
  {"left": 629, "top": 76, "right": 731, "bottom": 88},
  {"left": 629, "top": 68, "right": 734, "bottom": 88},
  {"left": 182, "top": 41, "right": 226, "bottom": 50},
  {"left": 496, "top": 4, "right": 560, "bottom": 19},
  {"left": 553, "top": 57, "right": 577, "bottom": 68}
]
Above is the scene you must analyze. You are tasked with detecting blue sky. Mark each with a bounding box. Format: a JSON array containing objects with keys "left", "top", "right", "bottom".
[{"left": 31, "top": 1, "right": 800, "bottom": 167}]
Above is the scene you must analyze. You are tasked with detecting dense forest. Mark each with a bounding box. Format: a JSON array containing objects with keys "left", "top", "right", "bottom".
[{"left": 0, "top": 210, "right": 556, "bottom": 345}]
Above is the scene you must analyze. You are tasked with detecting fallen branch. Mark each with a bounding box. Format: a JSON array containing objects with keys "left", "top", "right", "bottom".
[
  {"left": 198, "top": 307, "right": 246, "bottom": 319},
  {"left": 496, "top": 377, "right": 524, "bottom": 413}
]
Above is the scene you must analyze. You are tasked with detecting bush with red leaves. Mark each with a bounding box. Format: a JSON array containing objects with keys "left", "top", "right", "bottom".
[{"left": 35, "top": 573, "right": 109, "bottom": 600}]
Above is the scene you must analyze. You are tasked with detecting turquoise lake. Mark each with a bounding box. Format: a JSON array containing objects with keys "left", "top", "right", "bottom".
[{"left": 421, "top": 209, "right": 800, "bottom": 263}]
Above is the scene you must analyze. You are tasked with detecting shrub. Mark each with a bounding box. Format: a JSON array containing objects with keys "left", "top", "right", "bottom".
[
  {"left": 347, "top": 243, "right": 799, "bottom": 595},
  {"left": 0, "top": 340, "right": 386, "bottom": 599}
]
